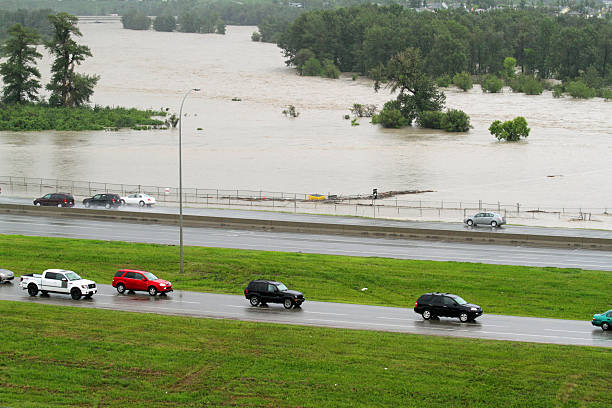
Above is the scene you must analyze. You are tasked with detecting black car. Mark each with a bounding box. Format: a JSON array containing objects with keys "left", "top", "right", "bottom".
[
  {"left": 244, "top": 279, "right": 305, "bottom": 309},
  {"left": 83, "top": 193, "right": 122, "bottom": 209},
  {"left": 33, "top": 193, "right": 75, "bottom": 207},
  {"left": 414, "top": 292, "right": 482, "bottom": 322}
]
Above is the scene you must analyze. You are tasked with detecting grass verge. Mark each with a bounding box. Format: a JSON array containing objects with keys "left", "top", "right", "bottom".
[
  {"left": 1, "top": 301, "right": 611, "bottom": 407},
  {"left": 2, "top": 234, "right": 610, "bottom": 320}
]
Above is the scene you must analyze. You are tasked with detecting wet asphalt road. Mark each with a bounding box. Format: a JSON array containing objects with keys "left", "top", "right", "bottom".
[
  {"left": 1, "top": 282, "right": 609, "bottom": 348},
  {"left": 2, "top": 213, "right": 612, "bottom": 270},
  {"left": 3, "top": 196, "right": 612, "bottom": 239}
]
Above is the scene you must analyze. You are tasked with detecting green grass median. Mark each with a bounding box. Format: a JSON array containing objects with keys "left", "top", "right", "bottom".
[
  {"left": 0, "top": 301, "right": 610, "bottom": 408},
  {"left": 1, "top": 234, "right": 610, "bottom": 320}
]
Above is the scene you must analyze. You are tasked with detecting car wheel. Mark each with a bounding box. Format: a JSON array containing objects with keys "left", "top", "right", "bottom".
[
  {"left": 35, "top": 202, "right": 41, "bottom": 206},
  {"left": 57, "top": 203, "right": 63, "bottom": 207},
  {"left": 27, "top": 284, "right": 38, "bottom": 297},
  {"left": 120, "top": 199, "right": 126, "bottom": 206},
  {"left": 283, "top": 298, "right": 294, "bottom": 309},
  {"left": 116, "top": 283, "right": 126, "bottom": 294},
  {"left": 84, "top": 294, "right": 92, "bottom": 299},
  {"left": 491, "top": 220, "right": 498, "bottom": 227},
  {"left": 70, "top": 288, "right": 82, "bottom": 300},
  {"left": 139, "top": 200, "right": 145, "bottom": 207},
  {"left": 602, "top": 322, "right": 610, "bottom": 331},
  {"left": 422, "top": 309, "right": 432, "bottom": 320},
  {"left": 249, "top": 296, "right": 260, "bottom": 306},
  {"left": 105, "top": 203, "right": 111, "bottom": 209},
  {"left": 148, "top": 286, "right": 158, "bottom": 296},
  {"left": 459, "top": 312, "right": 469, "bottom": 323},
  {"left": 84, "top": 201, "right": 90, "bottom": 208},
  {"left": 466, "top": 219, "right": 474, "bottom": 226}
]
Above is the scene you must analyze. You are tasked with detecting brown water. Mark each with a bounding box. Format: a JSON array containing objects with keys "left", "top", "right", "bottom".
[{"left": 0, "top": 22, "right": 610, "bottom": 208}]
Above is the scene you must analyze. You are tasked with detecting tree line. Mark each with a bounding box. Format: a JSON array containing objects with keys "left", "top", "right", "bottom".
[
  {"left": 277, "top": 6, "right": 612, "bottom": 86},
  {"left": 0, "top": 12, "right": 165, "bottom": 131}
]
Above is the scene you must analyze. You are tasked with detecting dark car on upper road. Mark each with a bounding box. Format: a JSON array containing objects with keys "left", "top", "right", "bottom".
[
  {"left": 244, "top": 279, "right": 305, "bottom": 309},
  {"left": 414, "top": 292, "right": 483, "bottom": 322},
  {"left": 83, "top": 193, "right": 122, "bottom": 209},
  {"left": 33, "top": 193, "right": 75, "bottom": 207},
  {"left": 591, "top": 309, "right": 612, "bottom": 331},
  {"left": 112, "top": 269, "right": 172, "bottom": 296}
]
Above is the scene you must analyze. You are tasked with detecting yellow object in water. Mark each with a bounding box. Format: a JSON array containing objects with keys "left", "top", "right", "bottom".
[{"left": 307, "top": 194, "right": 325, "bottom": 200}]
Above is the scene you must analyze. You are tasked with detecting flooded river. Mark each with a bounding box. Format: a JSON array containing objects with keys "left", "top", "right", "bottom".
[{"left": 0, "top": 22, "right": 610, "bottom": 208}]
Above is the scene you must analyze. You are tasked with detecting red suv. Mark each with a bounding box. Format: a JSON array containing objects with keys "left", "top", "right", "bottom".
[{"left": 112, "top": 269, "right": 173, "bottom": 296}]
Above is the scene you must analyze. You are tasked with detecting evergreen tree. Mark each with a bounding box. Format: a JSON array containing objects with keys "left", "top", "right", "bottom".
[
  {"left": 0, "top": 23, "right": 42, "bottom": 104},
  {"left": 45, "top": 13, "right": 99, "bottom": 107}
]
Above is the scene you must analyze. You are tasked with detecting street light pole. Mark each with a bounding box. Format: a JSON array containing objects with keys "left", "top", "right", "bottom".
[{"left": 178, "top": 88, "right": 200, "bottom": 274}]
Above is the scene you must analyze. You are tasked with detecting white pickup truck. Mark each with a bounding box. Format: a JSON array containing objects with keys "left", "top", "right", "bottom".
[{"left": 20, "top": 269, "right": 97, "bottom": 300}]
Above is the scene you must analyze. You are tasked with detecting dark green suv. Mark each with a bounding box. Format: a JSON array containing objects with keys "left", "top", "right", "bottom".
[{"left": 591, "top": 309, "right": 612, "bottom": 331}]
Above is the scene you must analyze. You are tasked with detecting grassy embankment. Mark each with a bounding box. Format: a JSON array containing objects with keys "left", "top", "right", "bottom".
[
  {"left": 2, "top": 234, "right": 610, "bottom": 320},
  {"left": 0, "top": 104, "right": 165, "bottom": 131},
  {"left": 0, "top": 301, "right": 611, "bottom": 408}
]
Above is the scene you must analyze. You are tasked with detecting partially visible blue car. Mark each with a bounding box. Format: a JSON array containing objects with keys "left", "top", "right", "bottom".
[{"left": 591, "top": 309, "right": 612, "bottom": 331}]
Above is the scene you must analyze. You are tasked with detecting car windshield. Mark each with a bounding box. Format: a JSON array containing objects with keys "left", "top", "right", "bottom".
[
  {"left": 65, "top": 271, "right": 82, "bottom": 281},
  {"left": 144, "top": 272, "right": 158, "bottom": 280},
  {"left": 276, "top": 283, "right": 288, "bottom": 291},
  {"left": 450, "top": 295, "right": 468, "bottom": 305}
]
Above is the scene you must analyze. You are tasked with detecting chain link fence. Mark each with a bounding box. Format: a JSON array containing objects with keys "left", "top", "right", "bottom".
[{"left": 1, "top": 175, "right": 609, "bottom": 225}]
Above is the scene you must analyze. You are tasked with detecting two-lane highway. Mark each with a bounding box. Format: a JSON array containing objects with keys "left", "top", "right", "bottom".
[
  {"left": 1, "top": 282, "right": 609, "bottom": 348},
  {"left": 2, "top": 213, "right": 612, "bottom": 270}
]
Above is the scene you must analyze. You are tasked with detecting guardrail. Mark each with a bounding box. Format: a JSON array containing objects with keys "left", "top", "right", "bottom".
[{"left": 0, "top": 175, "right": 609, "bottom": 225}]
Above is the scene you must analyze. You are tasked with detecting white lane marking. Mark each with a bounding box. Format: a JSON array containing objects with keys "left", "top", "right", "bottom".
[
  {"left": 544, "top": 328, "right": 593, "bottom": 334},
  {"left": 304, "top": 311, "right": 348, "bottom": 316}
]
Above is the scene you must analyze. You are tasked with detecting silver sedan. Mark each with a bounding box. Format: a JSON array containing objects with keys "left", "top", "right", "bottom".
[
  {"left": 0, "top": 269, "right": 14, "bottom": 283},
  {"left": 464, "top": 212, "right": 506, "bottom": 227}
]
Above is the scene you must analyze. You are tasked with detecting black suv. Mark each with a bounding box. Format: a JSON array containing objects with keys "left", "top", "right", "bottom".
[
  {"left": 244, "top": 280, "right": 305, "bottom": 309},
  {"left": 83, "top": 193, "right": 122, "bottom": 209},
  {"left": 33, "top": 193, "right": 75, "bottom": 207},
  {"left": 414, "top": 292, "right": 482, "bottom": 322}
]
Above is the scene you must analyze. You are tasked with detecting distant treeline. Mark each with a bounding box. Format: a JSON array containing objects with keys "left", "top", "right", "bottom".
[
  {"left": 278, "top": 6, "right": 612, "bottom": 83},
  {"left": 0, "top": 9, "right": 53, "bottom": 40}
]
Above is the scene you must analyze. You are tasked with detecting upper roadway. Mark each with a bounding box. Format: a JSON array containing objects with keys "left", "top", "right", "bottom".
[{"left": 1, "top": 211, "right": 612, "bottom": 270}]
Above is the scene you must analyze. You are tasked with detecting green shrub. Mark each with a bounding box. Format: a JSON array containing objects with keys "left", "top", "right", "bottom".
[
  {"left": 321, "top": 59, "right": 340, "bottom": 79},
  {"left": 481, "top": 74, "right": 504, "bottom": 93},
  {"left": 301, "top": 57, "right": 322, "bottom": 76},
  {"left": 602, "top": 89, "right": 612, "bottom": 101},
  {"left": 251, "top": 32, "right": 261, "bottom": 41},
  {"left": 0, "top": 104, "right": 165, "bottom": 131},
  {"left": 552, "top": 84, "right": 564, "bottom": 98},
  {"left": 441, "top": 109, "right": 471, "bottom": 132},
  {"left": 510, "top": 75, "right": 543, "bottom": 95},
  {"left": 565, "top": 80, "right": 597, "bottom": 99},
  {"left": 489, "top": 116, "right": 530, "bottom": 141},
  {"left": 452, "top": 72, "right": 473, "bottom": 91},
  {"left": 436, "top": 74, "right": 452, "bottom": 88},
  {"left": 416, "top": 110, "right": 445, "bottom": 129},
  {"left": 372, "top": 101, "right": 409, "bottom": 128}
]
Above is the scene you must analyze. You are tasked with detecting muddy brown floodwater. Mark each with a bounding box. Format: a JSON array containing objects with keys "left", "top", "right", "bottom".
[{"left": 0, "top": 22, "right": 610, "bottom": 209}]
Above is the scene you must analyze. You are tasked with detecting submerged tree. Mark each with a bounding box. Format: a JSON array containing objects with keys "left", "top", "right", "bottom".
[
  {"left": 374, "top": 48, "right": 446, "bottom": 126},
  {"left": 0, "top": 23, "right": 42, "bottom": 104},
  {"left": 489, "top": 116, "right": 530, "bottom": 141},
  {"left": 45, "top": 13, "right": 99, "bottom": 107}
]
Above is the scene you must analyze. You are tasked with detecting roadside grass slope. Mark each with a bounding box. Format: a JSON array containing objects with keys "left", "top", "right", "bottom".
[
  {"left": 0, "top": 301, "right": 611, "bottom": 408},
  {"left": 1, "top": 234, "right": 609, "bottom": 320}
]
